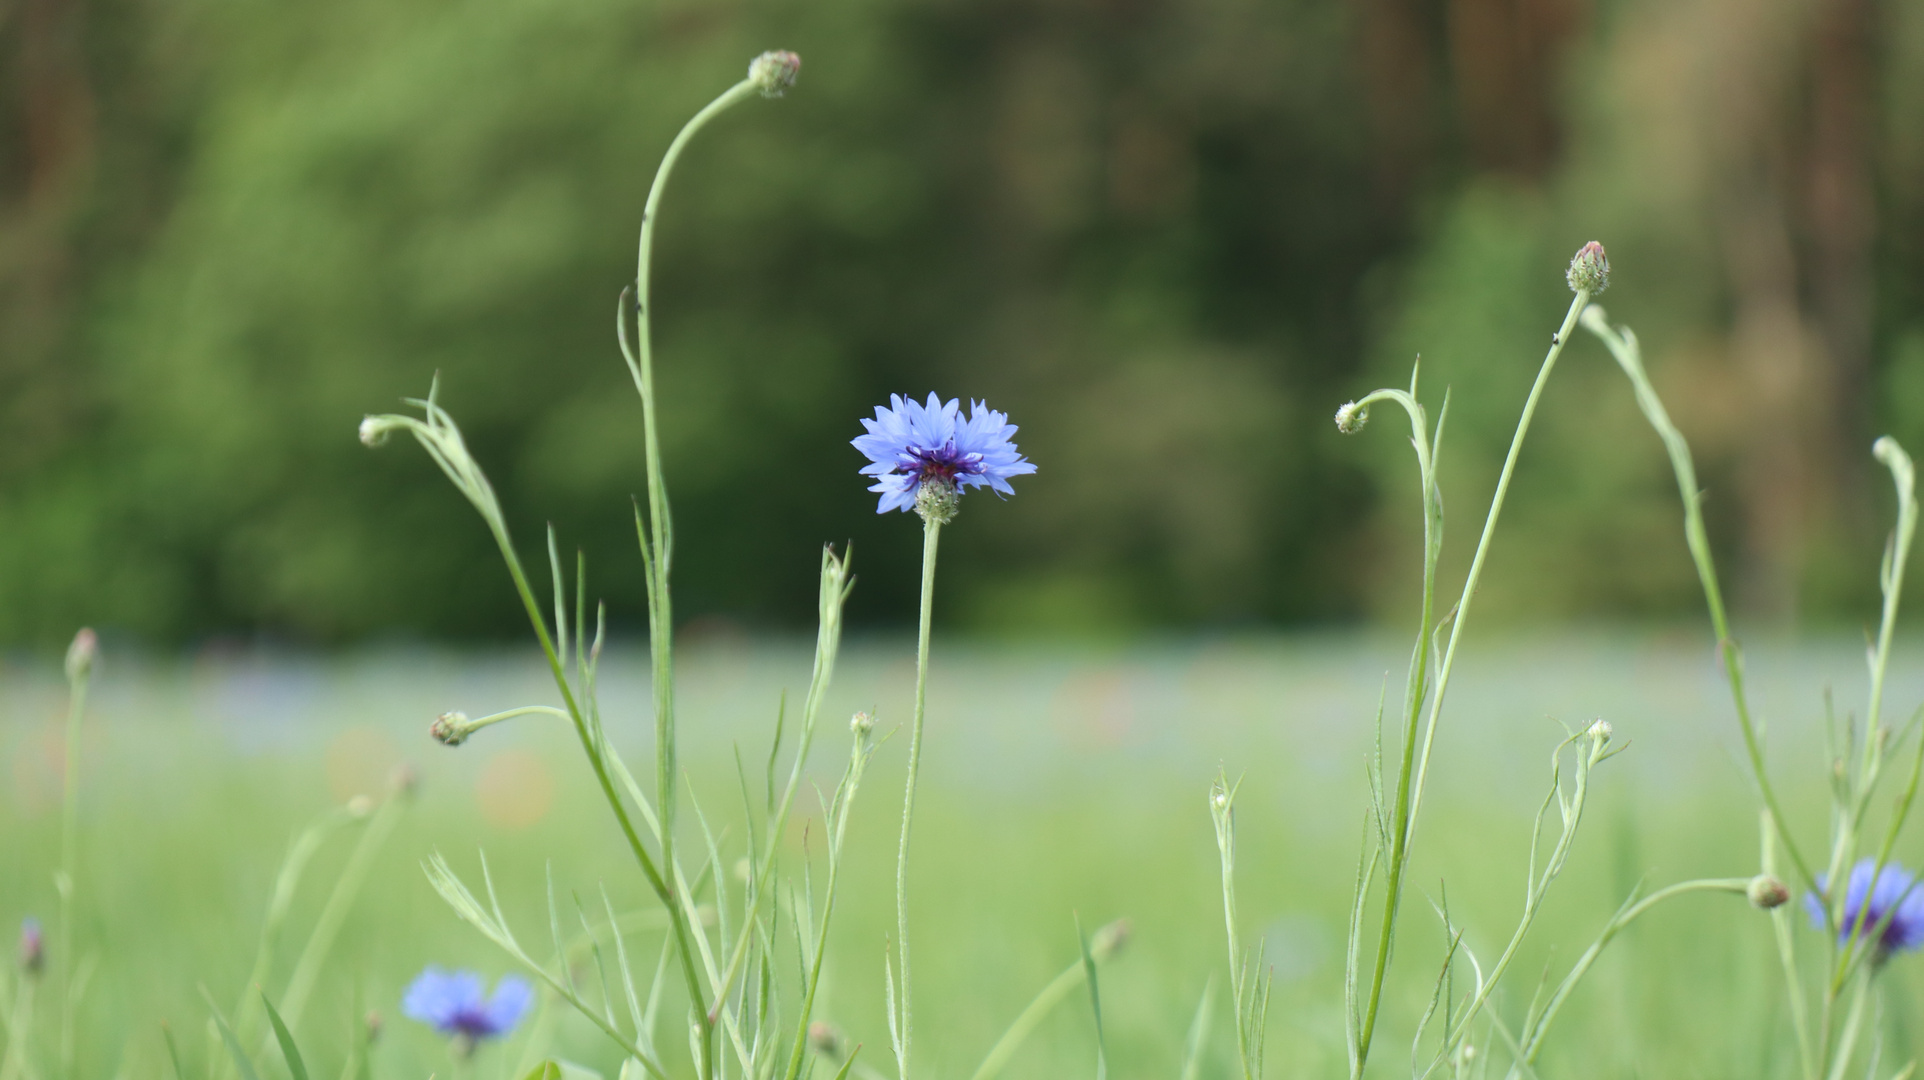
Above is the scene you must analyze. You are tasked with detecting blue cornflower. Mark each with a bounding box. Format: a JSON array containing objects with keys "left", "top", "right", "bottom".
[
  {"left": 402, "top": 967, "right": 532, "bottom": 1043},
  {"left": 1805, "top": 858, "right": 1924, "bottom": 961},
  {"left": 852, "top": 393, "right": 1035, "bottom": 519}
]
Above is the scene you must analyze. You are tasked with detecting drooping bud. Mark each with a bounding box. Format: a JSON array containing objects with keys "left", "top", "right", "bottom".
[
  {"left": 1566, "top": 241, "right": 1610, "bottom": 296},
  {"left": 65, "top": 628, "right": 97, "bottom": 685},
  {"left": 358, "top": 416, "right": 394, "bottom": 447},
  {"left": 1334, "top": 401, "right": 1367, "bottom": 434},
  {"left": 1747, "top": 874, "right": 1790, "bottom": 909},
  {"left": 430, "top": 711, "right": 471, "bottom": 747},
  {"left": 914, "top": 478, "right": 959, "bottom": 526},
  {"left": 748, "top": 51, "right": 801, "bottom": 98},
  {"left": 19, "top": 918, "right": 43, "bottom": 975},
  {"left": 807, "top": 1021, "right": 844, "bottom": 1059}
]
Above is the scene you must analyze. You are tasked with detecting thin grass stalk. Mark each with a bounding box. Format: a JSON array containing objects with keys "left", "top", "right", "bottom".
[
  {"left": 893, "top": 518, "right": 943, "bottom": 1080},
  {"left": 276, "top": 793, "right": 406, "bottom": 1031}
]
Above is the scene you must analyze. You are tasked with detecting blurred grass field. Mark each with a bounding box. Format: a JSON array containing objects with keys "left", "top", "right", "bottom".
[{"left": 4, "top": 631, "right": 1920, "bottom": 1079}]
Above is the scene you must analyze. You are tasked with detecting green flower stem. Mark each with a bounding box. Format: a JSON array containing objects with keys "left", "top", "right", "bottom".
[
  {"left": 1830, "top": 439, "right": 1919, "bottom": 988},
  {"left": 56, "top": 655, "right": 89, "bottom": 1080},
  {"left": 1823, "top": 972, "right": 1873, "bottom": 1080},
  {"left": 1356, "top": 291, "right": 1589, "bottom": 1080},
  {"left": 628, "top": 75, "right": 758, "bottom": 851},
  {"left": 611, "top": 75, "right": 759, "bottom": 1079},
  {"left": 1518, "top": 877, "right": 1752, "bottom": 1063},
  {"left": 1344, "top": 386, "right": 1442, "bottom": 1080},
  {"left": 894, "top": 518, "right": 943, "bottom": 1080},
  {"left": 968, "top": 928, "right": 1124, "bottom": 1080},
  {"left": 1578, "top": 307, "right": 1817, "bottom": 890},
  {"left": 782, "top": 731, "right": 876, "bottom": 1080}
]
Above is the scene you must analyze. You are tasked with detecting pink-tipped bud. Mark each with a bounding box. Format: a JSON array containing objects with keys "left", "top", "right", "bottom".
[
  {"left": 65, "top": 628, "right": 97, "bottom": 685},
  {"left": 749, "top": 51, "right": 801, "bottom": 98},
  {"left": 1567, "top": 241, "right": 1610, "bottom": 295}
]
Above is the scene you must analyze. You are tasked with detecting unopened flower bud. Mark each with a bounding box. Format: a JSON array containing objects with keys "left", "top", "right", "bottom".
[
  {"left": 1585, "top": 718, "right": 1612, "bottom": 743},
  {"left": 1747, "top": 874, "right": 1790, "bottom": 909},
  {"left": 430, "top": 711, "right": 471, "bottom": 747},
  {"left": 850, "top": 711, "right": 875, "bottom": 738},
  {"left": 19, "top": 918, "right": 43, "bottom": 975},
  {"left": 65, "top": 628, "right": 97, "bottom": 685},
  {"left": 1089, "top": 917, "right": 1131, "bottom": 961},
  {"left": 358, "top": 416, "right": 392, "bottom": 447},
  {"left": 1334, "top": 401, "right": 1367, "bottom": 434},
  {"left": 914, "top": 478, "right": 959, "bottom": 525},
  {"left": 748, "top": 51, "right": 801, "bottom": 98},
  {"left": 1566, "top": 241, "right": 1610, "bottom": 296},
  {"left": 807, "top": 1021, "right": 844, "bottom": 1059}
]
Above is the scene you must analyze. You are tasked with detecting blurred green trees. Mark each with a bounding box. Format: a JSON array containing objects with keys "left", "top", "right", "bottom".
[{"left": 1, "top": 0, "right": 1921, "bottom": 642}]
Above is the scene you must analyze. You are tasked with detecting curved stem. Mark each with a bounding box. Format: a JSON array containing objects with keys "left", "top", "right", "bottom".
[
  {"left": 1579, "top": 307, "right": 1816, "bottom": 889},
  {"left": 1345, "top": 386, "right": 1440, "bottom": 1080},
  {"left": 620, "top": 76, "right": 757, "bottom": 1079},
  {"left": 1520, "top": 877, "right": 1751, "bottom": 1063},
  {"left": 894, "top": 519, "right": 943, "bottom": 1080}
]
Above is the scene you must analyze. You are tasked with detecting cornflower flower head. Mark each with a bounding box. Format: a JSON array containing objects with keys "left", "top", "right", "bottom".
[
  {"left": 1805, "top": 857, "right": 1924, "bottom": 963},
  {"left": 402, "top": 967, "right": 532, "bottom": 1049},
  {"left": 852, "top": 393, "right": 1035, "bottom": 523}
]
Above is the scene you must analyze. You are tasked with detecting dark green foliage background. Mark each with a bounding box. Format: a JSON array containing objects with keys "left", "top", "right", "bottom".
[{"left": 6, "top": 0, "right": 1924, "bottom": 642}]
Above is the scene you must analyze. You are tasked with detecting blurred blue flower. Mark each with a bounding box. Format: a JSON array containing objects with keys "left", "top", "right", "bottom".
[
  {"left": 402, "top": 967, "right": 532, "bottom": 1040},
  {"left": 852, "top": 393, "right": 1035, "bottom": 515},
  {"left": 1806, "top": 858, "right": 1924, "bottom": 960}
]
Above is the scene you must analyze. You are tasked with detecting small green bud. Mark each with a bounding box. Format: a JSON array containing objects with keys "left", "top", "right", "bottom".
[
  {"left": 1567, "top": 241, "right": 1610, "bottom": 295},
  {"left": 65, "top": 627, "right": 96, "bottom": 685},
  {"left": 1747, "top": 874, "right": 1790, "bottom": 909},
  {"left": 850, "top": 710, "right": 875, "bottom": 738},
  {"left": 358, "top": 416, "right": 394, "bottom": 447},
  {"left": 914, "top": 478, "right": 959, "bottom": 525},
  {"left": 1334, "top": 401, "right": 1366, "bottom": 434},
  {"left": 1584, "top": 718, "right": 1613, "bottom": 743},
  {"left": 748, "top": 50, "right": 801, "bottom": 98},
  {"left": 430, "top": 711, "right": 471, "bottom": 746}
]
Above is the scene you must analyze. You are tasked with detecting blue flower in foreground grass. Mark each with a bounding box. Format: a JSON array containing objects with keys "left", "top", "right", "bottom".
[
  {"left": 852, "top": 393, "right": 1035, "bottom": 522},
  {"left": 402, "top": 967, "right": 532, "bottom": 1046},
  {"left": 1805, "top": 858, "right": 1924, "bottom": 962}
]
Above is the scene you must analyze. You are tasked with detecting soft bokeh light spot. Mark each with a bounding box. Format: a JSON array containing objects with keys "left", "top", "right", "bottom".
[{"left": 475, "top": 749, "right": 553, "bottom": 831}]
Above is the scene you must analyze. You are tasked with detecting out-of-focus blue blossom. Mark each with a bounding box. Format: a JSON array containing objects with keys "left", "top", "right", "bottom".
[
  {"left": 852, "top": 393, "right": 1035, "bottom": 515},
  {"left": 18, "top": 918, "right": 42, "bottom": 974},
  {"left": 401, "top": 967, "right": 532, "bottom": 1040},
  {"left": 1805, "top": 858, "right": 1924, "bottom": 960}
]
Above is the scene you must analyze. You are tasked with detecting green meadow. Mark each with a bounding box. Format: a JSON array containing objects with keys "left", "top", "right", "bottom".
[{"left": 5, "top": 633, "right": 1913, "bottom": 1078}]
